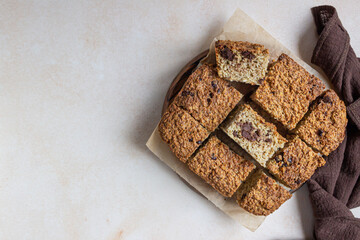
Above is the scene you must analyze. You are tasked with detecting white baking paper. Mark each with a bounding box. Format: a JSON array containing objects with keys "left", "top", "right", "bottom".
[{"left": 146, "top": 8, "right": 330, "bottom": 232}]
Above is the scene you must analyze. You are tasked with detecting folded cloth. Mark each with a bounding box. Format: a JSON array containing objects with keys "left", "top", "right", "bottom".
[{"left": 307, "top": 5, "right": 360, "bottom": 240}]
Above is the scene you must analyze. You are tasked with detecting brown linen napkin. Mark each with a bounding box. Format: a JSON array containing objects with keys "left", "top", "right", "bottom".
[{"left": 307, "top": 5, "right": 360, "bottom": 240}]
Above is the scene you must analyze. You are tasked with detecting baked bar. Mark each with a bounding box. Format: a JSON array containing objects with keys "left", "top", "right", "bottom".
[
  {"left": 236, "top": 170, "right": 292, "bottom": 216},
  {"left": 173, "top": 63, "right": 242, "bottom": 131},
  {"left": 158, "top": 104, "right": 210, "bottom": 162},
  {"left": 222, "top": 104, "right": 287, "bottom": 167},
  {"left": 295, "top": 89, "right": 347, "bottom": 156},
  {"left": 215, "top": 40, "right": 270, "bottom": 85},
  {"left": 251, "top": 53, "right": 325, "bottom": 130},
  {"left": 266, "top": 137, "right": 326, "bottom": 189},
  {"left": 187, "top": 136, "right": 255, "bottom": 197}
]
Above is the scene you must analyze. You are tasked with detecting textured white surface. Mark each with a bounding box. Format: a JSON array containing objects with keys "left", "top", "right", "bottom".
[{"left": 0, "top": 0, "right": 359, "bottom": 239}]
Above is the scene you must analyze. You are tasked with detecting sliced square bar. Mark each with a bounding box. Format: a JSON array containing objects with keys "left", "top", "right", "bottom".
[
  {"left": 187, "top": 136, "right": 255, "bottom": 197},
  {"left": 222, "top": 104, "right": 287, "bottom": 167},
  {"left": 158, "top": 104, "right": 210, "bottom": 162},
  {"left": 215, "top": 40, "right": 270, "bottom": 85},
  {"left": 266, "top": 137, "right": 326, "bottom": 189},
  {"left": 173, "top": 63, "right": 243, "bottom": 131},
  {"left": 236, "top": 170, "right": 292, "bottom": 216},
  {"left": 295, "top": 89, "right": 347, "bottom": 156},
  {"left": 251, "top": 53, "right": 325, "bottom": 130}
]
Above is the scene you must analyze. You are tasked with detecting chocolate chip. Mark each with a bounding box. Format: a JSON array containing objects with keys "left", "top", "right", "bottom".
[
  {"left": 182, "top": 90, "right": 194, "bottom": 97},
  {"left": 242, "top": 122, "right": 254, "bottom": 132},
  {"left": 199, "top": 77, "right": 202, "bottom": 81},
  {"left": 239, "top": 122, "right": 261, "bottom": 142},
  {"left": 209, "top": 92, "right": 214, "bottom": 98},
  {"left": 196, "top": 140, "right": 202, "bottom": 144},
  {"left": 217, "top": 88, "right": 221, "bottom": 93},
  {"left": 181, "top": 91, "right": 189, "bottom": 96},
  {"left": 211, "top": 153, "right": 217, "bottom": 160},
  {"left": 220, "top": 46, "right": 235, "bottom": 61},
  {"left": 252, "top": 130, "right": 261, "bottom": 141},
  {"left": 211, "top": 81, "right": 217, "bottom": 90},
  {"left": 310, "top": 84, "right": 317, "bottom": 91},
  {"left": 274, "top": 155, "right": 281, "bottom": 163},
  {"left": 322, "top": 95, "right": 332, "bottom": 103},
  {"left": 189, "top": 138, "right": 193, "bottom": 142},
  {"left": 288, "top": 157, "right": 293, "bottom": 163},
  {"left": 282, "top": 162, "right": 288, "bottom": 167},
  {"left": 207, "top": 98, "right": 211, "bottom": 104},
  {"left": 233, "top": 131, "right": 238, "bottom": 138},
  {"left": 241, "top": 50, "right": 255, "bottom": 60},
  {"left": 258, "top": 78, "right": 265, "bottom": 84},
  {"left": 264, "top": 138, "right": 272, "bottom": 143},
  {"left": 241, "top": 129, "right": 255, "bottom": 141},
  {"left": 317, "top": 129, "right": 324, "bottom": 136}
]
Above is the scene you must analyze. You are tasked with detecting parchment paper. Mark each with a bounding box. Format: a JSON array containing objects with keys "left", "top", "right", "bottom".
[{"left": 146, "top": 8, "right": 330, "bottom": 232}]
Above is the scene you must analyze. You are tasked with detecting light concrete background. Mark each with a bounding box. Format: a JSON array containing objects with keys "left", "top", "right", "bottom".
[{"left": 0, "top": 0, "right": 359, "bottom": 239}]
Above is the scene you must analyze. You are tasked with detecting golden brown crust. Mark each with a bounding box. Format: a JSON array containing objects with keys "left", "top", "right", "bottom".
[
  {"left": 215, "top": 40, "right": 269, "bottom": 56},
  {"left": 187, "top": 136, "right": 255, "bottom": 197},
  {"left": 173, "top": 64, "right": 242, "bottom": 131},
  {"left": 251, "top": 54, "right": 325, "bottom": 130},
  {"left": 236, "top": 170, "right": 292, "bottom": 216},
  {"left": 215, "top": 40, "right": 270, "bottom": 85},
  {"left": 295, "top": 89, "right": 347, "bottom": 156},
  {"left": 266, "top": 137, "right": 326, "bottom": 189},
  {"left": 158, "top": 104, "right": 210, "bottom": 162}
]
